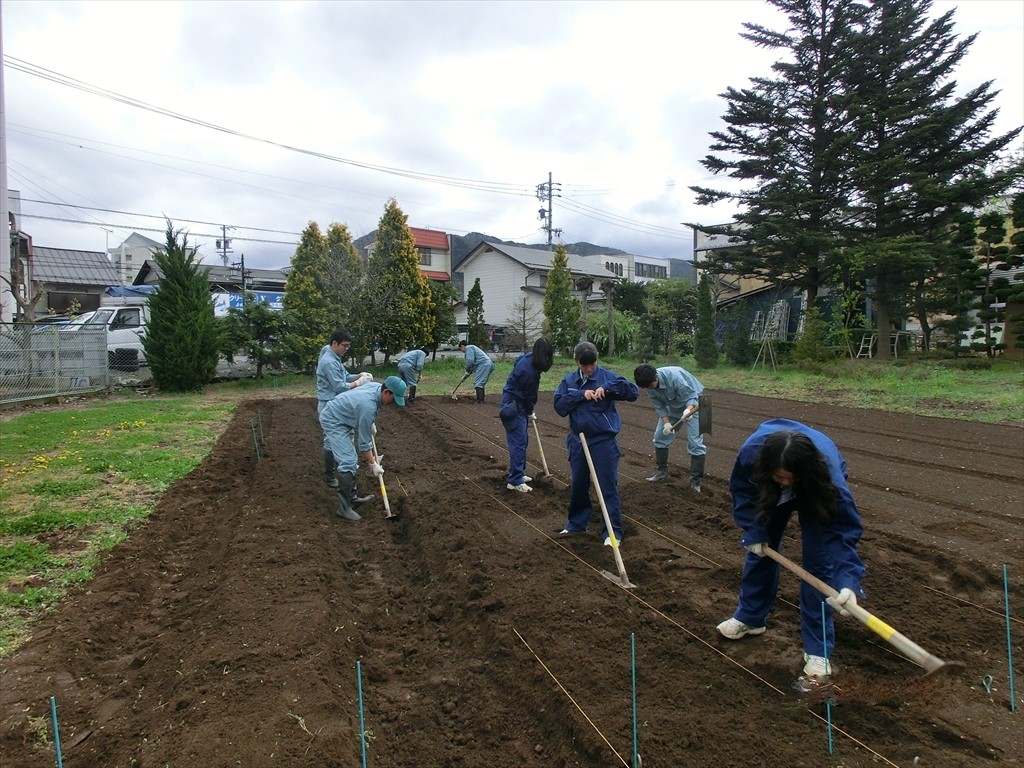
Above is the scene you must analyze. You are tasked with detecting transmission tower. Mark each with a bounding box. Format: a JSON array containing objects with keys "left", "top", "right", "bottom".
[{"left": 536, "top": 172, "right": 562, "bottom": 246}]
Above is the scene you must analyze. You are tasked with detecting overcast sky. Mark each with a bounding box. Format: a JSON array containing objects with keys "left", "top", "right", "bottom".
[{"left": 3, "top": 0, "right": 1022, "bottom": 270}]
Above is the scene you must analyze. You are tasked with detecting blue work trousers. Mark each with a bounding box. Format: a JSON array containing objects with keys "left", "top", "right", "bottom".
[
  {"left": 397, "top": 362, "right": 419, "bottom": 388},
  {"left": 500, "top": 396, "right": 529, "bottom": 485},
  {"left": 732, "top": 503, "right": 837, "bottom": 657},
  {"left": 564, "top": 434, "right": 622, "bottom": 540}
]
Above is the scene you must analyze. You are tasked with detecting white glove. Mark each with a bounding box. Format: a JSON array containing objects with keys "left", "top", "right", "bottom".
[
  {"left": 368, "top": 462, "right": 385, "bottom": 478},
  {"left": 827, "top": 587, "right": 858, "bottom": 616},
  {"left": 745, "top": 542, "right": 766, "bottom": 557},
  {"left": 371, "top": 423, "right": 377, "bottom": 435},
  {"left": 529, "top": 412, "right": 537, "bottom": 421},
  {"left": 682, "top": 408, "right": 696, "bottom": 422},
  {"left": 356, "top": 372, "right": 373, "bottom": 386},
  {"left": 661, "top": 421, "right": 675, "bottom": 436}
]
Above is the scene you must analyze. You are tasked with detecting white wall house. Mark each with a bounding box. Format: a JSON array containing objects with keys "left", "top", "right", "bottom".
[
  {"left": 108, "top": 232, "right": 164, "bottom": 286},
  {"left": 454, "top": 242, "right": 617, "bottom": 330}
]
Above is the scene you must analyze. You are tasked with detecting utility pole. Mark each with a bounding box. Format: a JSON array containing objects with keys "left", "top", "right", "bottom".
[
  {"left": 536, "top": 172, "right": 562, "bottom": 247},
  {"left": 216, "top": 225, "right": 234, "bottom": 266}
]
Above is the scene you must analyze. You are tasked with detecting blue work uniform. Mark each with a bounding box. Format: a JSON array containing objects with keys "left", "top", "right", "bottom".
[
  {"left": 728, "top": 419, "right": 866, "bottom": 658},
  {"left": 499, "top": 352, "right": 542, "bottom": 485},
  {"left": 396, "top": 349, "right": 426, "bottom": 388},
  {"left": 464, "top": 344, "right": 496, "bottom": 388},
  {"left": 318, "top": 384, "right": 383, "bottom": 475},
  {"left": 647, "top": 366, "right": 707, "bottom": 457},
  {"left": 553, "top": 365, "right": 638, "bottom": 540},
  {"left": 316, "top": 344, "right": 358, "bottom": 449}
]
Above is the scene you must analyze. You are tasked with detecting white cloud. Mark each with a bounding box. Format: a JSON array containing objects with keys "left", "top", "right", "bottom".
[{"left": 3, "top": 0, "right": 1021, "bottom": 269}]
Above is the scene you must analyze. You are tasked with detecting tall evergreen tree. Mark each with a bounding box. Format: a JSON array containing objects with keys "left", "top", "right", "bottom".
[
  {"left": 360, "top": 199, "right": 435, "bottom": 362},
  {"left": 542, "top": 245, "right": 581, "bottom": 355},
  {"left": 847, "top": 0, "right": 1023, "bottom": 356},
  {"left": 283, "top": 222, "right": 334, "bottom": 370},
  {"left": 427, "top": 280, "right": 458, "bottom": 355},
  {"left": 144, "top": 221, "right": 218, "bottom": 391},
  {"left": 691, "top": 0, "right": 864, "bottom": 308},
  {"left": 693, "top": 274, "right": 719, "bottom": 368},
  {"left": 325, "top": 222, "right": 362, "bottom": 328},
  {"left": 466, "top": 278, "right": 488, "bottom": 347}
]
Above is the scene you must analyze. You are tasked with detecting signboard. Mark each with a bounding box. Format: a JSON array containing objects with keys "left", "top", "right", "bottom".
[{"left": 212, "top": 292, "right": 285, "bottom": 317}]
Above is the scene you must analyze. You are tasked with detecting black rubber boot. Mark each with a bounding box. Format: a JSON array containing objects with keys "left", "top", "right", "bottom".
[
  {"left": 690, "top": 455, "right": 706, "bottom": 493},
  {"left": 408, "top": 385, "right": 416, "bottom": 404},
  {"left": 335, "top": 472, "right": 363, "bottom": 521},
  {"left": 475, "top": 387, "right": 485, "bottom": 404},
  {"left": 647, "top": 448, "right": 669, "bottom": 482},
  {"left": 323, "top": 450, "right": 338, "bottom": 488},
  {"left": 352, "top": 481, "right": 374, "bottom": 507}
]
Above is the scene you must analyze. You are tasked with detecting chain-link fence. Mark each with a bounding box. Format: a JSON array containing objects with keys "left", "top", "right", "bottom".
[{"left": 0, "top": 322, "right": 111, "bottom": 404}]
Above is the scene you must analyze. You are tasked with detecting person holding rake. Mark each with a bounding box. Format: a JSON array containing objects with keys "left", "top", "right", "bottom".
[
  {"left": 716, "top": 419, "right": 866, "bottom": 681},
  {"left": 499, "top": 337, "right": 554, "bottom": 492}
]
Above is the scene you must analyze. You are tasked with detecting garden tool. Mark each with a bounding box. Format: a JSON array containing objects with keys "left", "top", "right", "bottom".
[
  {"left": 371, "top": 434, "right": 396, "bottom": 520},
  {"left": 579, "top": 432, "right": 635, "bottom": 589},
  {"left": 671, "top": 393, "right": 713, "bottom": 435},
  {"left": 450, "top": 372, "right": 470, "bottom": 400},
  {"left": 531, "top": 414, "right": 551, "bottom": 478},
  {"left": 763, "top": 546, "right": 950, "bottom": 675}
]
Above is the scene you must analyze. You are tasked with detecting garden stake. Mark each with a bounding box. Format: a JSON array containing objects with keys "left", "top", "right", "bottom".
[
  {"left": 250, "top": 422, "right": 261, "bottom": 460},
  {"left": 1004, "top": 564, "right": 1017, "bottom": 713},
  {"left": 356, "top": 661, "right": 368, "bottom": 768},
  {"left": 631, "top": 633, "right": 640, "bottom": 768},
  {"left": 821, "top": 603, "right": 834, "bottom": 754},
  {"left": 49, "top": 695, "right": 64, "bottom": 768},
  {"left": 579, "top": 432, "right": 635, "bottom": 589},
  {"left": 257, "top": 409, "right": 265, "bottom": 441},
  {"left": 531, "top": 416, "right": 551, "bottom": 477},
  {"left": 763, "top": 546, "right": 950, "bottom": 675}
]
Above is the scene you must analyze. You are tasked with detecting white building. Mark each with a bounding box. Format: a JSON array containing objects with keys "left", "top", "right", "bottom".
[{"left": 454, "top": 241, "right": 617, "bottom": 331}]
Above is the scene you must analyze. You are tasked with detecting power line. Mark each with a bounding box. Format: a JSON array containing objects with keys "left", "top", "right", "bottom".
[{"left": 16, "top": 214, "right": 299, "bottom": 246}]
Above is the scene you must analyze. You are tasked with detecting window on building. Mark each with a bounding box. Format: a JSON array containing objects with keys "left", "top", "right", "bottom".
[{"left": 418, "top": 247, "right": 432, "bottom": 266}]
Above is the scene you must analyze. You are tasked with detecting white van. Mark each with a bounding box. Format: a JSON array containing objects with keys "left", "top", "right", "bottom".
[{"left": 62, "top": 299, "right": 149, "bottom": 370}]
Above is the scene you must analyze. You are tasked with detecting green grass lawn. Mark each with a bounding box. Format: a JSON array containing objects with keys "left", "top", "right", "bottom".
[{"left": 0, "top": 355, "right": 1020, "bottom": 656}]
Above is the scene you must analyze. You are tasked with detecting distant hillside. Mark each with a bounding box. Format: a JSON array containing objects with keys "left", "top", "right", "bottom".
[{"left": 353, "top": 230, "right": 629, "bottom": 268}]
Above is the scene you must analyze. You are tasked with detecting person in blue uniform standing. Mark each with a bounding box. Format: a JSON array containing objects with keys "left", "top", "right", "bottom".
[
  {"left": 716, "top": 419, "right": 866, "bottom": 680},
  {"left": 499, "top": 337, "right": 554, "bottom": 492},
  {"left": 553, "top": 341, "right": 638, "bottom": 545},
  {"left": 633, "top": 364, "right": 708, "bottom": 492},
  {"left": 459, "top": 340, "right": 496, "bottom": 404},
  {"left": 319, "top": 376, "right": 407, "bottom": 521},
  {"left": 395, "top": 347, "right": 427, "bottom": 404},
  {"left": 316, "top": 329, "right": 372, "bottom": 491}
]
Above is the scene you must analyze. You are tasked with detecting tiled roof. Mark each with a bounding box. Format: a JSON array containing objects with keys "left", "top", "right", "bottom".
[
  {"left": 421, "top": 270, "right": 450, "bottom": 281},
  {"left": 31, "top": 247, "right": 122, "bottom": 286},
  {"left": 409, "top": 227, "right": 449, "bottom": 250}
]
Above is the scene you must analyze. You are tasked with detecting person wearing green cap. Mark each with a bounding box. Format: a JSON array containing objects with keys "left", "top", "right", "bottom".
[{"left": 319, "top": 376, "right": 407, "bottom": 521}]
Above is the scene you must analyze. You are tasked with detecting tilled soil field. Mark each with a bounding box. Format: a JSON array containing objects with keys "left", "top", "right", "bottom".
[{"left": 1, "top": 390, "right": 1022, "bottom": 767}]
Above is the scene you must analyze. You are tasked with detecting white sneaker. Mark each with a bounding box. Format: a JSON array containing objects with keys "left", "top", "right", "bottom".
[
  {"left": 603, "top": 536, "right": 611, "bottom": 546},
  {"left": 523, "top": 476, "right": 533, "bottom": 483},
  {"left": 802, "top": 653, "right": 833, "bottom": 677},
  {"left": 507, "top": 482, "right": 533, "bottom": 493},
  {"left": 716, "top": 617, "right": 766, "bottom": 640}
]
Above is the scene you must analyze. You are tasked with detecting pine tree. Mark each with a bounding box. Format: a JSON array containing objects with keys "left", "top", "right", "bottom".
[
  {"left": 691, "top": 0, "right": 864, "bottom": 308},
  {"left": 325, "top": 222, "right": 362, "bottom": 328},
  {"left": 144, "top": 221, "right": 219, "bottom": 391},
  {"left": 283, "top": 222, "right": 334, "bottom": 370},
  {"left": 361, "top": 199, "right": 434, "bottom": 362},
  {"left": 542, "top": 245, "right": 581, "bottom": 355},
  {"left": 848, "top": 0, "right": 1023, "bottom": 357},
  {"left": 428, "top": 280, "right": 458, "bottom": 354},
  {"left": 693, "top": 274, "right": 718, "bottom": 369},
  {"left": 466, "top": 278, "right": 488, "bottom": 347}
]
